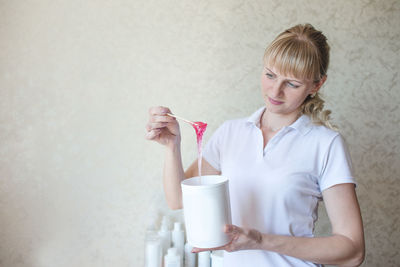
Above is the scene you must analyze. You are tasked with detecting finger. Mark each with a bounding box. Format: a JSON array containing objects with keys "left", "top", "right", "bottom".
[
  {"left": 147, "top": 121, "right": 169, "bottom": 130},
  {"left": 146, "top": 124, "right": 151, "bottom": 132},
  {"left": 145, "top": 129, "right": 161, "bottom": 140},
  {"left": 191, "top": 247, "right": 219, "bottom": 253},
  {"left": 191, "top": 243, "right": 230, "bottom": 253},
  {"left": 191, "top": 247, "right": 211, "bottom": 253},
  {"left": 224, "top": 224, "right": 242, "bottom": 235},
  {"left": 146, "top": 122, "right": 167, "bottom": 132},
  {"left": 150, "top": 114, "right": 176, "bottom": 123},
  {"left": 224, "top": 242, "right": 237, "bottom": 252},
  {"left": 148, "top": 106, "right": 171, "bottom": 116}
]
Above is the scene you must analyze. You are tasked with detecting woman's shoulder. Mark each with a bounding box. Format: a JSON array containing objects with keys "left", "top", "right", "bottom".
[
  {"left": 308, "top": 121, "right": 344, "bottom": 145},
  {"left": 311, "top": 122, "right": 339, "bottom": 135}
]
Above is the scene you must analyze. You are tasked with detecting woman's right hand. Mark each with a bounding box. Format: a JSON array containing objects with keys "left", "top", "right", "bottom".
[{"left": 145, "top": 106, "right": 181, "bottom": 148}]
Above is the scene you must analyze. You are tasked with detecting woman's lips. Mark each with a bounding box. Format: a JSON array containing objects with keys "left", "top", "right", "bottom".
[{"left": 268, "top": 97, "right": 284, "bottom": 105}]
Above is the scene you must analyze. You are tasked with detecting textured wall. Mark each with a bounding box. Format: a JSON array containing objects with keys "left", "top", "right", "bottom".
[{"left": 0, "top": 0, "right": 399, "bottom": 266}]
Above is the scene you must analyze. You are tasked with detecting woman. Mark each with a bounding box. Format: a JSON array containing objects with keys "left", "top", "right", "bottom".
[{"left": 146, "top": 24, "right": 365, "bottom": 267}]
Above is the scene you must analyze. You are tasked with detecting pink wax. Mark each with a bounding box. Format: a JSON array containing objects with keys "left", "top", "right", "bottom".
[{"left": 192, "top": 121, "right": 207, "bottom": 180}]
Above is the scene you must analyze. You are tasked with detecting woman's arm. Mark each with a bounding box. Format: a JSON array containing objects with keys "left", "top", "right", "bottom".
[
  {"left": 162, "top": 142, "right": 186, "bottom": 210},
  {"left": 147, "top": 106, "right": 220, "bottom": 210},
  {"left": 193, "top": 183, "right": 365, "bottom": 267},
  {"left": 260, "top": 183, "right": 364, "bottom": 266},
  {"left": 146, "top": 106, "right": 186, "bottom": 210},
  {"left": 184, "top": 157, "right": 221, "bottom": 178}
]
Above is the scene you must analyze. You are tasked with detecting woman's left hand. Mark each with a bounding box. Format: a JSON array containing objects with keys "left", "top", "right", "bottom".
[{"left": 191, "top": 224, "right": 263, "bottom": 253}]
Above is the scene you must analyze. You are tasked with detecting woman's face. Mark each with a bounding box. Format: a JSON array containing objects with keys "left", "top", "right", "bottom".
[{"left": 261, "top": 65, "right": 318, "bottom": 117}]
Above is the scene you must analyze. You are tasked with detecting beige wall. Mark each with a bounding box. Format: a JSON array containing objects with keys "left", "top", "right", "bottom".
[{"left": 1, "top": 0, "right": 399, "bottom": 266}]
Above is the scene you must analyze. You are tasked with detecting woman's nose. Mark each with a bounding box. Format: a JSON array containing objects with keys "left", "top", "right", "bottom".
[{"left": 271, "top": 81, "right": 284, "bottom": 97}]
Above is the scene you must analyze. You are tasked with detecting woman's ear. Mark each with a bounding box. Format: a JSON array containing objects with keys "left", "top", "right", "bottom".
[{"left": 311, "top": 75, "right": 327, "bottom": 95}]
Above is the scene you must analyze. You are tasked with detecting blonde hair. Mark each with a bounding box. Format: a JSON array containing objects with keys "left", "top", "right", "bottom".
[{"left": 264, "top": 23, "right": 336, "bottom": 130}]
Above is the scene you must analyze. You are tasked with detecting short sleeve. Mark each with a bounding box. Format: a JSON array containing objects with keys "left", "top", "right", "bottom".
[
  {"left": 202, "top": 122, "right": 227, "bottom": 172},
  {"left": 319, "top": 134, "right": 356, "bottom": 192}
]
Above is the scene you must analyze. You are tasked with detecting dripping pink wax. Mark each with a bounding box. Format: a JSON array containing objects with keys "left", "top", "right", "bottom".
[{"left": 192, "top": 121, "right": 207, "bottom": 179}]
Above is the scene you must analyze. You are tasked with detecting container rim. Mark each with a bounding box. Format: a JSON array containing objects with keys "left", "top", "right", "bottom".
[{"left": 181, "top": 175, "right": 228, "bottom": 188}]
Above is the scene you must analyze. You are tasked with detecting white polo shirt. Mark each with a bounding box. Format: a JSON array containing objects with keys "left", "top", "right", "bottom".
[{"left": 202, "top": 106, "right": 355, "bottom": 267}]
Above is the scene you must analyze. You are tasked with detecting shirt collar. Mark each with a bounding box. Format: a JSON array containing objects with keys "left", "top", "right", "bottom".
[
  {"left": 246, "top": 106, "right": 313, "bottom": 135},
  {"left": 246, "top": 106, "right": 266, "bottom": 128}
]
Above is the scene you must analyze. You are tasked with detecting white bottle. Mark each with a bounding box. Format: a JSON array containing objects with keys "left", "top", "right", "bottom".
[
  {"left": 211, "top": 250, "right": 224, "bottom": 267},
  {"left": 198, "top": 251, "right": 211, "bottom": 267},
  {"left": 146, "top": 221, "right": 157, "bottom": 238},
  {"left": 184, "top": 242, "right": 196, "bottom": 267},
  {"left": 158, "top": 216, "right": 171, "bottom": 256},
  {"left": 164, "top": 247, "right": 182, "bottom": 267},
  {"left": 145, "top": 235, "right": 162, "bottom": 267},
  {"left": 172, "top": 222, "right": 185, "bottom": 259}
]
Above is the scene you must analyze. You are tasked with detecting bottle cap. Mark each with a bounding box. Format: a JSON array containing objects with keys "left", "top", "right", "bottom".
[{"left": 160, "top": 216, "right": 169, "bottom": 231}]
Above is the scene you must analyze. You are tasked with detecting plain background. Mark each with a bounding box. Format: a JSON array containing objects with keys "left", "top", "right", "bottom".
[{"left": 0, "top": 0, "right": 399, "bottom": 266}]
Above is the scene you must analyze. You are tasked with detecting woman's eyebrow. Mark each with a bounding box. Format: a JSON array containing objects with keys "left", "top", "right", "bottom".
[
  {"left": 265, "top": 67, "right": 304, "bottom": 84},
  {"left": 265, "top": 67, "right": 275, "bottom": 74},
  {"left": 288, "top": 78, "right": 303, "bottom": 84}
]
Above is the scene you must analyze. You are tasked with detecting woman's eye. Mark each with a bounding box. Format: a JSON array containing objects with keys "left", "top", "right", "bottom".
[
  {"left": 287, "top": 82, "right": 300, "bottom": 88},
  {"left": 265, "top": 73, "right": 274, "bottom": 79}
]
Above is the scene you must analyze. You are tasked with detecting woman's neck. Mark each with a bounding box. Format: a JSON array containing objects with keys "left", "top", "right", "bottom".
[{"left": 260, "top": 108, "right": 301, "bottom": 132}]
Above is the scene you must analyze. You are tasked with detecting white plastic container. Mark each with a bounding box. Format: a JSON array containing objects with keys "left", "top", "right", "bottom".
[
  {"left": 164, "top": 247, "right": 182, "bottom": 267},
  {"left": 211, "top": 250, "right": 224, "bottom": 267},
  {"left": 181, "top": 175, "right": 232, "bottom": 248},
  {"left": 184, "top": 242, "right": 196, "bottom": 267},
  {"left": 145, "top": 235, "right": 162, "bottom": 267},
  {"left": 158, "top": 216, "right": 171, "bottom": 256},
  {"left": 198, "top": 251, "right": 211, "bottom": 267},
  {"left": 172, "top": 222, "right": 185, "bottom": 262}
]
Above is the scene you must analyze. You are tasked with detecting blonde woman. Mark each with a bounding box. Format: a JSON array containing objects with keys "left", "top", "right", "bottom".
[{"left": 146, "top": 24, "right": 365, "bottom": 267}]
